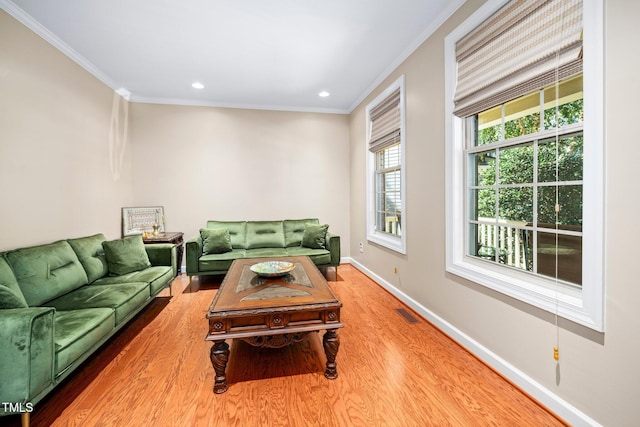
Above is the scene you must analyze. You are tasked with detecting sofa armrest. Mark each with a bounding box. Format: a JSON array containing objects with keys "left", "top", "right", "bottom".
[
  {"left": 145, "top": 243, "right": 177, "bottom": 276},
  {"left": 0, "top": 307, "right": 55, "bottom": 411},
  {"left": 185, "top": 236, "right": 203, "bottom": 276},
  {"left": 325, "top": 232, "right": 341, "bottom": 267}
]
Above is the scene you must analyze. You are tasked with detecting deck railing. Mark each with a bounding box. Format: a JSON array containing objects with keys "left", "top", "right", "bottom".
[
  {"left": 476, "top": 221, "right": 529, "bottom": 270},
  {"left": 476, "top": 219, "right": 583, "bottom": 285}
]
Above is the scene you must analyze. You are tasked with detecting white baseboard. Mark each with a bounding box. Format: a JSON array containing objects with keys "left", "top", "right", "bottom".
[{"left": 345, "top": 258, "right": 600, "bottom": 427}]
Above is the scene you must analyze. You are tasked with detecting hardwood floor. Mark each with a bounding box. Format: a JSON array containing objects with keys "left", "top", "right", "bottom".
[{"left": 4, "top": 265, "right": 566, "bottom": 426}]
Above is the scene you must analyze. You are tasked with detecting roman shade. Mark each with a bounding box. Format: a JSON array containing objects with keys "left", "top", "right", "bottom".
[
  {"left": 453, "top": 0, "right": 583, "bottom": 117},
  {"left": 369, "top": 88, "right": 401, "bottom": 152}
]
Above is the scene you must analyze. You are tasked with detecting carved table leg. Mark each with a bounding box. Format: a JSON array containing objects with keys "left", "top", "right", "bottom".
[
  {"left": 323, "top": 329, "right": 340, "bottom": 379},
  {"left": 210, "top": 340, "right": 230, "bottom": 393}
]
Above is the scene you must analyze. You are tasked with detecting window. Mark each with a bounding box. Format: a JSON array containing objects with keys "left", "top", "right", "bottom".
[
  {"left": 366, "top": 76, "right": 406, "bottom": 253},
  {"left": 376, "top": 143, "right": 402, "bottom": 235},
  {"left": 469, "top": 75, "right": 583, "bottom": 285},
  {"left": 445, "top": 0, "right": 604, "bottom": 331}
]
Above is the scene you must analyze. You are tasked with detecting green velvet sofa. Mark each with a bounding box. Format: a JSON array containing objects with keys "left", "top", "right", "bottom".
[
  {"left": 186, "top": 219, "right": 340, "bottom": 279},
  {"left": 0, "top": 233, "right": 176, "bottom": 424}
]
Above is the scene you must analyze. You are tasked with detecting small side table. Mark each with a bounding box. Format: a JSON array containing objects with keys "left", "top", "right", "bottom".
[{"left": 143, "top": 232, "right": 184, "bottom": 277}]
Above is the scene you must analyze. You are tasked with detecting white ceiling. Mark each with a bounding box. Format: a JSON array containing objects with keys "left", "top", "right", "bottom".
[{"left": 2, "top": 0, "right": 464, "bottom": 113}]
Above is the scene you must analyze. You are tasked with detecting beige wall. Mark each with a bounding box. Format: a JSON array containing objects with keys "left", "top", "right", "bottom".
[
  {"left": 0, "top": 6, "right": 350, "bottom": 258},
  {"left": 0, "top": 10, "right": 134, "bottom": 251},
  {"left": 129, "top": 103, "right": 350, "bottom": 254},
  {"left": 349, "top": 0, "right": 640, "bottom": 425}
]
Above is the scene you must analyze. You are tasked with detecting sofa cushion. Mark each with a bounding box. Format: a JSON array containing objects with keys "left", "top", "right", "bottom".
[
  {"left": 244, "top": 248, "right": 289, "bottom": 258},
  {"left": 47, "top": 282, "right": 149, "bottom": 325},
  {"left": 93, "top": 266, "right": 173, "bottom": 296},
  {"left": 67, "top": 234, "right": 108, "bottom": 283},
  {"left": 206, "top": 221, "right": 247, "bottom": 249},
  {"left": 54, "top": 308, "right": 115, "bottom": 375},
  {"left": 285, "top": 247, "right": 332, "bottom": 265},
  {"left": 102, "top": 236, "right": 151, "bottom": 276},
  {"left": 246, "top": 221, "right": 285, "bottom": 249},
  {"left": 0, "top": 255, "right": 28, "bottom": 307},
  {"left": 301, "top": 224, "right": 329, "bottom": 249},
  {"left": 283, "top": 218, "right": 319, "bottom": 247},
  {"left": 199, "top": 249, "right": 246, "bottom": 272},
  {"left": 0, "top": 285, "right": 28, "bottom": 309},
  {"left": 6, "top": 241, "right": 89, "bottom": 307},
  {"left": 200, "top": 228, "right": 233, "bottom": 255}
]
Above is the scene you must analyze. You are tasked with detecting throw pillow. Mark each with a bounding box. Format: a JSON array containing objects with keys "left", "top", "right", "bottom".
[
  {"left": 67, "top": 233, "right": 108, "bottom": 283},
  {"left": 301, "top": 224, "right": 329, "bottom": 249},
  {"left": 0, "top": 284, "right": 28, "bottom": 309},
  {"left": 200, "top": 228, "right": 233, "bottom": 254},
  {"left": 102, "top": 236, "right": 151, "bottom": 276}
]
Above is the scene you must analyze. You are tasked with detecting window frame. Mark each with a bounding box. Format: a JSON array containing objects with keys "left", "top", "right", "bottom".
[
  {"left": 445, "top": 0, "right": 604, "bottom": 331},
  {"left": 375, "top": 143, "right": 402, "bottom": 235},
  {"left": 468, "top": 90, "right": 584, "bottom": 284},
  {"left": 366, "top": 75, "right": 407, "bottom": 254}
]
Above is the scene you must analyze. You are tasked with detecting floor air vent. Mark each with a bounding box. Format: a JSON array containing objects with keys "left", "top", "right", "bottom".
[{"left": 395, "top": 308, "right": 419, "bottom": 324}]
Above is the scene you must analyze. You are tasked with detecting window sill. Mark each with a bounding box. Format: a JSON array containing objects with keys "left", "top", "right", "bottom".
[
  {"left": 367, "top": 231, "right": 406, "bottom": 254},
  {"left": 446, "top": 255, "right": 602, "bottom": 331}
]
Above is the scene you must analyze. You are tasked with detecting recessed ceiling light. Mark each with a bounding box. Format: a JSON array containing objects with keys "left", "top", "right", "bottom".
[
  {"left": 319, "top": 91, "right": 330, "bottom": 97},
  {"left": 192, "top": 82, "right": 204, "bottom": 89}
]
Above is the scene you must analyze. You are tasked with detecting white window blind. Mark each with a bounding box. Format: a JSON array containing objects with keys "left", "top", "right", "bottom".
[
  {"left": 366, "top": 76, "right": 406, "bottom": 254},
  {"left": 454, "top": 0, "right": 583, "bottom": 117},
  {"left": 369, "top": 88, "right": 401, "bottom": 152}
]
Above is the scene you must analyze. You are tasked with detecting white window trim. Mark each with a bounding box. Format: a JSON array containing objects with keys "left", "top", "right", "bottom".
[
  {"left": 366, "top": 75, "right": 407, "bottom": 254},
  {"left": 445, "top": 0, "right": 605, "bottom": 331}
]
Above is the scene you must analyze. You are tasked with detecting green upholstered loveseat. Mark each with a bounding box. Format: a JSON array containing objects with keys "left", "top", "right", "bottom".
[
  {"left": 0, "top": 233, "right": 176, "bottom": 424},
  {"left": 185, "top": 219, "right": 340, "bottom": 278}
]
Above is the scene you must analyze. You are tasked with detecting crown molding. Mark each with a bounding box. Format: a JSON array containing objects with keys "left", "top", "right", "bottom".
[
  {"left": 1, "top": 0, "right": 119, "bottom": 91},
  {"left": 2, "top": 0, "right": 462, "bottom": 116},
  {"left": 129, "top": 95, "right": 350, "bottom": 115},
  {"left": 1, "top": 0, "right": 348, "bottom": 115},
  {"left": 347, "top": 0, "right": 466, "bottom": 113}
]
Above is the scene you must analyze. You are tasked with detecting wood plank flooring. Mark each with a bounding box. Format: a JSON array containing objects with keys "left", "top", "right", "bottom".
[{"left": 4, "top": 265, "right": 567, "bottom": 426}]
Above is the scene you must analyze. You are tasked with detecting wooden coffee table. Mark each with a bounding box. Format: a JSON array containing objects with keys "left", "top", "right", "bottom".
[{"left": 206, "top": 256, "right": 343, "bottom": 393}]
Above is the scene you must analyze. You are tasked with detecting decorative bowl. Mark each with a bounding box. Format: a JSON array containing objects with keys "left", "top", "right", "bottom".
[{"left": 250, "top": 261, "right": 295, "bottom": 277}]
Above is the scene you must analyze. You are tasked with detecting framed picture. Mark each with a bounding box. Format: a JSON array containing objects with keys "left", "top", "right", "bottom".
[{"left": 122, "top": 206, "right": 165, "bottom": 237}]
